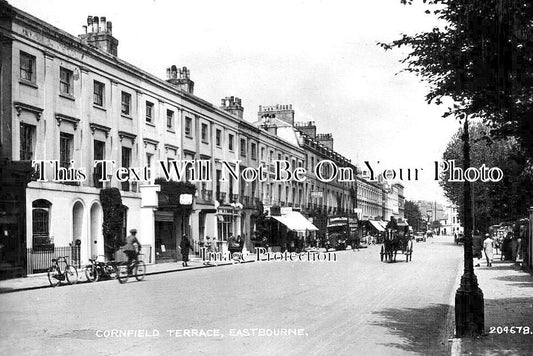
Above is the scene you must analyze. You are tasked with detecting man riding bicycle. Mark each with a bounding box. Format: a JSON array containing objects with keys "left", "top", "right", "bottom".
[{"left": 124, "top": 229, "right": 141, "bottom": 274}]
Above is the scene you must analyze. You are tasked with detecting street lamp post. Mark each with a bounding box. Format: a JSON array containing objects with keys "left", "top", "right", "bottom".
[{"left": 455, "top": 117, "right": 484, "bottom": 337}]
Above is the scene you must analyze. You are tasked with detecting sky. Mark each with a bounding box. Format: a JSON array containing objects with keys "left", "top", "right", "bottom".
[{"left": 9, "top": 0, "right": 460, "bottom": 203}]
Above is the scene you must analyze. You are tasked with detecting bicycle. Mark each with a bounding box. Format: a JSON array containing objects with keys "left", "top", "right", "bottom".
[
  {"left": 47, "top": 256, "right": 78, "bottom": 287},
  {"left": 116, "top": 254, "right": 146, "bottom": 284},
  {"left": 85, "top": 255, "right": 119, "bottom": 282}
]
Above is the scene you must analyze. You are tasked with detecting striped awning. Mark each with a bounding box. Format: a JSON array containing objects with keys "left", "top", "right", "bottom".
[
  {"left": 272, "top": 212, "right": 318, "bottom": 232},
  {"left": 369, "top": 220, "right": 385, "bottom": 232}
]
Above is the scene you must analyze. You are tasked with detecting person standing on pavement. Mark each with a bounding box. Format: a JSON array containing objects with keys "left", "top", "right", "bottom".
[
  {"left": 228, "top": 234, "right": 238, "bottom": 255},
  {"left": 483, "top": 233, "right": 494, "bottom": 267},
  {"left": 472, "top": 230, "right": 483, "bottom": 267},
  {"left": 179, "top": 234, "right": 192, "bottom": 267}
]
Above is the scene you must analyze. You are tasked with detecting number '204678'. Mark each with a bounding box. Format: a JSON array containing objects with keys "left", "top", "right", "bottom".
[{"left": 489, "top": 326, "right": 531, "bottom": 334}]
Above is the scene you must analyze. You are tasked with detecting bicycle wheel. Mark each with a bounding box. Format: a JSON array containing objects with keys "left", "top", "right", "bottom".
[
  {"left": 117, "top": 265, "right": 129, "bottom": 284},
  {"left": 85, "top": 264, "right": 99, "bottom": 283},
  {"left": 134, "top": 261, "right": 146, "bottom": 281},
  {"left": 65, "top": 265, "right": 78, "bottom": 285},
  {"left": 47, "top": 266, "right": 61, "bottom": 288}
]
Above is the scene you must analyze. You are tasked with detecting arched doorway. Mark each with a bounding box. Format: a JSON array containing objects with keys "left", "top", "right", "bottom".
[
  {"left": 72, "top": 201, "right": 84, "bottom": 265},
  {"left": 90, "top": 203, "right": 103, "bottom": 259}
]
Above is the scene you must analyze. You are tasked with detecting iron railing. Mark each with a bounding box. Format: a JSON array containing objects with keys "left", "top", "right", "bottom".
[{"left": 26, "top": 245, "right": 81, "bottom": 274}]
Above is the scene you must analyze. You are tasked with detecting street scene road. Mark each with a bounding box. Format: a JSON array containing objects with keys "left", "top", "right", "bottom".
[{"left": 0, "top": 236, "right": 463, "bottom": 355}]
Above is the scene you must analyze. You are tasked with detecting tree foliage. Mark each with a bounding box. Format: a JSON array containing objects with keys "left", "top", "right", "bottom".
[
  {"left": 252, "top": 200, "right": 269, "bottom": 240},
  {"left": 440, "top": 122, "right": 533, "bottom": 231},
  {"left": 383, "top": 0, "right": 533, "bottom": 159},
  {"left": 404, "top": 200, "right": 423, "bottom": 231},
  {"left": 100, "top": 187, "right": 126, "bottom": 256}
]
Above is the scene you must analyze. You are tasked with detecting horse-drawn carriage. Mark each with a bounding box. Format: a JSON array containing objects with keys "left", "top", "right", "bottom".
[{"left": 380, "top": 219, "right": 413, "bottom": 263}]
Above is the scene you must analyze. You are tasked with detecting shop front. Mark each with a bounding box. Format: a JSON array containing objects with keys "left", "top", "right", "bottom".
[
  {"left": 270, "top": 210, "right": 318, "bottom": 252},
  {"left": 0, "top": 161, "right": 33, "bottom": 280},
  {"left": 216, "top": 204, "right": 241, "bottom": 253},
  {"left": 154, "top": 210, "right": 177, "bottom": 262},
  {"left": 149, "top": 180, "right": 196, "bottom": 264},
  {"left": 367, "top": 220, "right": 386, "bottom": 243}
]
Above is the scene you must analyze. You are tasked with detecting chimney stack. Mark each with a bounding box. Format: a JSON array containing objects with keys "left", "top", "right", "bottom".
[
  {"left": 79, "top": 15, "right": 119, "bottom": 56},
  {"left": 166, "top": 65, "right": 194, "bottom": 94},
  {"left": 220, "top": 96, "right": 244, "bottom": 119},
  {"left": 294, "top": 121, "right": 317, "bottom": 138},
  {"left": 257, "top": 104, "right": 295, "bottom": 126},
  {"left": 316, "top": 133, "right": 334, "bottom": 150}
]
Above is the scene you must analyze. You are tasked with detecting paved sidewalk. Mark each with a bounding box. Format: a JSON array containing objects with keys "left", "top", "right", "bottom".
[
  {"left": 0, "top": 253, "right": 257, "bottom": 294},
  {"left": 0, "top": 247, "right": 354, "bottom": 294},
  {"left": 452, "top": 260, "right": 533, "bottom": 355}
]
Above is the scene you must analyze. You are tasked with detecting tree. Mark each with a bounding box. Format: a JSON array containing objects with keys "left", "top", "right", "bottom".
[
  {"left": 252, "top": 200, "right": 269, "bottom": 242},
  {"left": 431, "top": 220, "right": 442, "bottom": 230},
  {"left": 404, "top": 200, "right": 423, "bottom": 231},
  {"left": 100, "top": 188, "right": 126, "bottom": 259},
  {"left": 440, "top": 122, "right": 533, "bottom": 231},
  {"left": 382, "top": 0, "right": 533, "bottom": 159}
]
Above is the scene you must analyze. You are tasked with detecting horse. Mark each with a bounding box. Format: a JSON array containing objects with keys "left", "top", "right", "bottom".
[{"left": 380, "top": 227, "right": 411, "bottom": 262}]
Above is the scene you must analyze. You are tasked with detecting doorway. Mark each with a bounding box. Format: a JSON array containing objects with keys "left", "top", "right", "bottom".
[{"left": 155, "top": 210, "right": 176, "bottom": 263}]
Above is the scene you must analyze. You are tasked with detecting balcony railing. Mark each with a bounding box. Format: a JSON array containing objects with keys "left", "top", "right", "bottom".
[{"left": 216, "top": 191, "right": 226, "bottom": 203}]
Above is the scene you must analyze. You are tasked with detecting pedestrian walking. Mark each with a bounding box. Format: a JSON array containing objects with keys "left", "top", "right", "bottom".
[
  {"left": 502, "top": 231, "right": 513, "bottom": 261},
  {"left": 180, "top": 234, "right": 192, "bottom": 267},
  {"left": 493, "top": 234, "right": 501, "bottom": 257},
  {"left": 472, "top": 230, "right": 483, "bottom": 267},
  {"left": 203, "top": 236, "right": 218, "bottom": 266},
  {"left": 483, "top": 233, "right": 494, "bottom": 267}
]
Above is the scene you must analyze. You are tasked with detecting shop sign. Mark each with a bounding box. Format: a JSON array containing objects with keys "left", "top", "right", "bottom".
[
  {"left": 280, "top": 207, "right": 292, "bottom": 215},
  {"left": 179, "top": 194, "right": 193, "bottom": 205}
]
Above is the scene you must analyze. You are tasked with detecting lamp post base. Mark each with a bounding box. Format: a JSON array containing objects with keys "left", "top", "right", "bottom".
[{"left": 455, "top": 285, "right": 484, "bottom": 337}]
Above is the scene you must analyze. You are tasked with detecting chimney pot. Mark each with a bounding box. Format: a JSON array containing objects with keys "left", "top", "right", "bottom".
[
  {"left": 100, "top": 17, "right": 106, "bottom": 32},
  {"left": 82, "top": 25, "right": 87, "bottom": 34},
  {"left": 107, "top": 21, "right": 112, "bottom": 33},
  {"left": 87, "top": 16, "right": 93, "bottom": 26},
  {"left": 92, "top": 15, "right": 99, "bottom": 32}
]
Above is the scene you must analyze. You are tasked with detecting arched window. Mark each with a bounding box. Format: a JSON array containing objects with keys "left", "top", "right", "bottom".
[{"left": 32, "top": 199, "right": 52, "bottom": 247}]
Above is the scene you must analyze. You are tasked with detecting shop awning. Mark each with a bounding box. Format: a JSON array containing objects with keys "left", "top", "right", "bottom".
[
  {"left": 272, "top": 212, "right": 318, "bottom": 231},
  {"left": 369, "top": 220, "right": 385, "bottom": 232},
  {"left": 378, "top": 221, "right": 388, "bottom": 230}
]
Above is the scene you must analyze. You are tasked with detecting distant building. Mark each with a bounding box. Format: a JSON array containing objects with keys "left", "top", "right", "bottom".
[{"left": 441, "top": 204, "right": 463, "bottom": 236}]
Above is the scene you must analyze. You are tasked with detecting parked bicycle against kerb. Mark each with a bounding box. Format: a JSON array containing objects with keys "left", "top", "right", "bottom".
[
  {"left": 116, "top": 254, "right": 146, "bottom": 284},
  {"left": 47, "top": 256, "right": 78, "bottom": 287},
  {"left": 85, "top": 255, "right": 118, "bottom": 282}
]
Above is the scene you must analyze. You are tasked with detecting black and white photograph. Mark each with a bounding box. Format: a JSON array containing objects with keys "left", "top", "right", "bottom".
[{"left": 1, "top": 0, "right": 532, "bottom": 355}]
